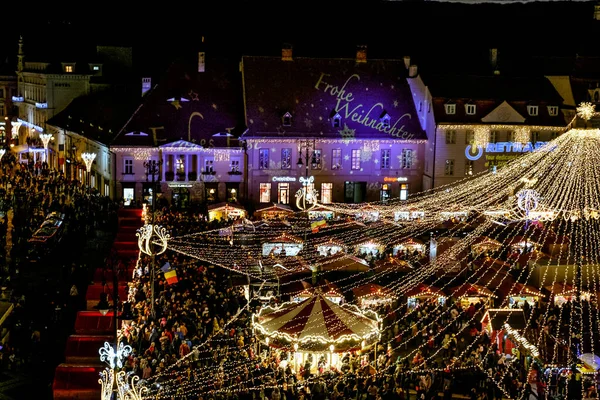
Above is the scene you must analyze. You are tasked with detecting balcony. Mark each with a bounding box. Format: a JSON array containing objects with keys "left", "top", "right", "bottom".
[
  {"left": 228, "top": 170, "right": 242, "bottom": 175},
  {"left": 201, "top": 170, "right": 216, "bottom": 176}
]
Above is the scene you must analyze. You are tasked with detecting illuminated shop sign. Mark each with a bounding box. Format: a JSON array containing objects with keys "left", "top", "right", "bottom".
[
  {"left": 35, "top": 102, "right": 48, "bottom": 109},
  {"left": 383, "top": 176, "right": 408, "bottom": 183},
  {"left": 272, "top": 176, "right": 297, "bottom": 182},
  {"left": 167, "top": 183, "right": 193, "bottom": 188},
  {"left": 465, "top": 141, "right": 549, "bottom": 161}
]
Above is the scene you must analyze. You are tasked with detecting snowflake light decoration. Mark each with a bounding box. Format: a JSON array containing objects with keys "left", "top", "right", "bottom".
[
  {"left": 99, "top": 341, "right": 132, "bottom": 369},
  {"left": 577, "top": 102, "right": 596, "bottom": 121},
  {"left": 338, "top": 124, "right": 355, "bottom": 144},
  {"left": 137, "top": 224, "right": 170, "bottom": 256}
]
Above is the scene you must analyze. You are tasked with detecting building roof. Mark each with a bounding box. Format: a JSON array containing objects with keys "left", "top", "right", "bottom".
[
  {"left": 46, "top": 89, "right": 142, "bottom": 145},
  {"left": 482, "top": 308, "right": 527, "bottom": 331},
  {"left": 426, "top": 74, "right": 566, "bottom": 126},
  {"left": 111, "top": 53, "right": 244, "bottom": 148},
  {"left": 240, "top": 55, "right": 426, "bottom": 141}
]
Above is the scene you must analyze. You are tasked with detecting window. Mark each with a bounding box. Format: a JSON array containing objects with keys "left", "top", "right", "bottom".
[
  {"left": 444, "top": 104, "right": 456, "bottom": 115},
  {"left": 204, "top": 158, "right": 214, "bottom": 172},
  {"left": 507, "top": 131, "right": 516, "bottom": 142},
  {"left": 465, "top": 160, "right": 474, "bottom": 176},
  {"left": 418, "top": 102, "right": 423, "bottom": 112},
  {"left": 548, "top": 106, "right": 559, "bottom": 116},
  {"left": 332, "top": 113, "right": 342, "bottom": 128},
  {"left": 400, "top": 183, "right": 409, "bottom": 201},
  {"left": 527, "top": 105, "right": 539, "bottom": 116},
  {"left": 551, "top": 131, "right": 559, "bottom": 140},
  {"left": 124, "top": 158, "right": 133, "bottom": 174},
  {"left": 281, "top": 148, "right": 292, "bottom": 169},
  {"left": 259, "top": 183, "right": 271, "bottom": 203},
  {"left": 0, "top": 89, "right": 4, "bottom": 99},
  {"left": 351, "top": 149, "right": 361, "bottom": 170},
  {"left": 465, "top": 104, "right": 476, "bottom": 115},
  {"left": 278, "top": 183, "right": 290, "bottom": 204},
  {"left": 445, "top": 159, "right": 455, "bottom": 176},
  {"left": 401, "top": 149, "right": 413, "bottom": 169},
  {"left": 104, "top": 183, "right": 110, "bottom": 197},
  {"left": 380, "top": 112, "right": 391, "bottom": 128},
  {"left": 312, "top": 149, "right": 322, "bottom": 170},
  {"left": 380, "top": 149, "right": 390, "bottom": 169},
  {"left": 176, "top": 156, "right": 185, "bottom": 173},
  {"left": 331, "top": 149, "right": 342, "bottom": 170},
  {"left": 321, "top": 183, "right": 333, "bottom": 204},
  {"left": 258, "top": 149, "right": 269, "bottom": 169},
  {"left": 465, "top": 130, "right": 474, "bottom": 144},
  {"left": 230, "top": 157, "right": 240, "bottom": 172},
  {"left": 92, "top": 65, "right": 100, "bottom": 71},
  {"left": 489, "top": 131, "right": 498, "bottom": 144},
  {"left": 381, "top": 183, "right": 391, "bottom": 202},
  {"left": 65, "top": 65, "right": 73, "bottom": 73},
  {"left": 531, "top": 131, "right": 540, "bottom": 143},
  {"left": 445, "top": 130, "right": 456, "bottom": 144},
  {"left": 282, "top": 112, "right": 292, "bottom": 127}
]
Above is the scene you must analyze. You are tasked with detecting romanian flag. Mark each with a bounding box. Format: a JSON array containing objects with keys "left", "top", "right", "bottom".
[
  {"left": 164, "top": 269, "right": 178, "bottom": 285},
  {"left": 311, "top": 219, "right": 327, "bottom": 233}
]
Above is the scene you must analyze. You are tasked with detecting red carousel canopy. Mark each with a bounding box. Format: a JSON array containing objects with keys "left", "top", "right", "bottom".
[{"left": 252, "top": 292, "right": 380, "bottom": 352}]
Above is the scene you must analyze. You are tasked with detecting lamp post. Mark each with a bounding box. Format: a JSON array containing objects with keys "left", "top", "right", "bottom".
[
  {"left": 39, "top": 133, "right": 52, "bottom": 165},
  {"left": 82, "top": 152, "right": 96, "bottom": 192},
  {"left": 138, "top": 159, "right": 167, "bottom": 320},
  {"left": 296, "top": 139, "right": 318, "bottom": 240}
]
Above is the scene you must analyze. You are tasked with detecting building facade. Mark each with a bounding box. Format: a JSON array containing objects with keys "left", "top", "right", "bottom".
[
  {"left": 241, "top": 46, "right": 427, "bottom": 207},
  {"left": 0, "top": 71, "right": 17, "bottom": 145},
  {"left": 420, "top": 74, "right": 567, "bottom": 189},
  {"left": 110, "top": 51, "right": 245, "bottom": 207}
]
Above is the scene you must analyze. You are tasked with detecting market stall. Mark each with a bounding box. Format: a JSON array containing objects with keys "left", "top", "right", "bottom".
[
  {"left": 207, "top": 202, "right": 247, "bottom": 222},
  {"left": 352, "top": 283, "right": 395, "bottom": 308},
  {"left": 449, "top": 283, "right": 497, "bottom": 308},
  {"left": 356, "top": 240, "right": 384, "bottom": 257},
  {"left": 254, "top": 203, "right": 296, "bottom": 220},
  {"left": 405, "top": 283, "right": 446, "bottom": 308},
  {"left": 308, "top": 206, "right": 336, "bottom": 221},
  {"left": 392, "top": 238, "right": 425, "bottom": 257},
  {"left": 315, "top": 238, "right": 346, "bottom": 257},
  {"left": 481, "top": 308, "right": 527, "bottom": 355},
  {"left": 507, "top": 283, "right": 544, "bottom": 307},
  {"left": 471, "top": 236, "right": 502, "bottom": 256},
  {"left": 262, "top": 233, "right": 304, "bottom": 257}
]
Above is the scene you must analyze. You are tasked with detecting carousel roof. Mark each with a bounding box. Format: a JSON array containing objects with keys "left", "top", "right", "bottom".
[{"left": 253, "top": 292, "right": 380, "bottom": 351}]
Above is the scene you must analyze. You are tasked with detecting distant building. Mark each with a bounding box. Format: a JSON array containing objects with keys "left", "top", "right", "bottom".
[
  {"left": 240, "top": 45, "right": 427, "bottom": 206},
  {"left": 0, "top": 68, "right": 17, "bottom": 145}
]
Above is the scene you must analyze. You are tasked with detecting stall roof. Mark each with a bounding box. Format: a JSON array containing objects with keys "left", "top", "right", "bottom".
[
  {"left": 352, "top": 283, "right": 394, "bottom": 299},
  {"left": 316, "top": 254, "right": 370, "bottom": 273},
  {"left": 405, "top": 283, "right": 446, "bottom": 299},
  {"left": 482, "top": 308, "right": 527, "bottom": 331},
  {"left": 208, "top": 202, "right": 247, "bottom": 212},
  {"left": 449, "top": 283, "right": 497, "bottom": 299}
]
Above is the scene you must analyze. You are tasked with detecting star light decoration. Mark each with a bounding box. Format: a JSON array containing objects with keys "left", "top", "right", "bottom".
[
  {"left": 338, "top": 124, "right": 356, "bottom": 144},
  {"left": 577, "top": 102, "right": 596, "bottom": 121}
]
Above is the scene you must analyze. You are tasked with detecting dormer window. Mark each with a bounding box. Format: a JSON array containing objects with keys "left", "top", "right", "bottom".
[
  {"left": 465, "top": 104, "right": 476, "bottom": 115},
  {"left": 527, "top": 105, "right": 539, "bottom": 116},
  {"left": 548, "top": 106, "right": 559, "bottom": 116},
  {"left": 379, "top": 111, "right": 391, "bottom": 128},
  {"left": 282, "top": 112, "right": 292, "bottom": 127},
  {"left": 444, "top": 103, "right": 456, "bottom": 115},
  {"left": 332, "top": 113, "right": 342, "bottom": 128},
  {"left": 64, "top": 65, "right": 74, "bottom": 73}
]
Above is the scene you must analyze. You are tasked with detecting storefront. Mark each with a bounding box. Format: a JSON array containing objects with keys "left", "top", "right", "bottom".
[
  {"left": 344, "top": 181, "right": 366, "bottom": 203},
  {"left": 225, "top": 183, "right": 239, "bottom": 203},
  {"left": 121, "top": 182, "right": 137, "bottom": 206}
]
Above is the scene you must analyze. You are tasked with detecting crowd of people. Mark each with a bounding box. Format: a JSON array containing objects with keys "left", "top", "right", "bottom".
[{"left": 101, "top": 208, "right": 596, "bottom": 400}]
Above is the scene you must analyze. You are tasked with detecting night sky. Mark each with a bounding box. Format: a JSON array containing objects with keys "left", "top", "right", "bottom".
[{"left": 0, "top": 1, "right": 598, "bottom": 73}]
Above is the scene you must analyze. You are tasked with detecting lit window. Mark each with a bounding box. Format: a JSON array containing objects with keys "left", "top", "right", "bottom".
[
  {"left": 380, "top": 149, "right": 390, "bottom": 169},
  {"left": 548, "top": 106, "right": 559, "bottom": 116},
  {"left": 176, "top": 156, "right": 185, "bottom": 173},
  {"left": 259, "top": 183, "right": 271, "bottom": 203},
  {"left": 65, "top": 65, "right": 73, "bottom": 73},
  {"left": 489, "top": 131, "right": 498, "bottom": 143},
  {"left": 281, "top": 148, "right": 292, "bottom": 169},
  {"left": 282, "top": 112, "right": 292, "bottom": 127},
  {"left": 332, "top": 113, "right": 342, "bottom": 128},
  {"left": 321, "top": 183, "right": 333, "bottom": 204},
  {"left": 230, "top": 158, "right": 240, "bottom": 172},
  {"left": 381, "top": 183, "right": 391, "bottom": 202},
  {"left": 278, "top": 183, "right": 290, "bottom": 204},
  {"left": 204, "top": 158, "right": 214, "bottom": 172},
  {"left": 312, "top": 149, "right": 322, "bottom": 170},
  {"left": 351, "top": 149, "right": 361, "bottom": 170},
  {"left": 527, "top": 105, "right": 538, "bottom": 116},
  {"left": 331, "top": 149, "right": 342, "bottom": 170},
  {"left": 400, "top": 183, "right": 409, "bottom": 201},
  {"left": 259, "top": 149, "right": 269, "bottom": 169},
  {"left": 445, "top": 130, "right": 456, "bottom": 144},
  {"left": 508, "top": 131, "right": 516, "bottom": 142},
  {"left": 465, "top": 160, "right": 474, "bottom": 176},
  {"left": 92, "top": 65, "right": 100, "bottom": 71},
  {"left": 380, "top": 113, "right": 391, "bottom": 128},
  {"left": 465, "top": 104, "right": 476, "bottom": 115},
  {"left": 445, "top": 104, "right": 456, "bottom": 115},
  {"left": 402, "top": 149, "right": 413, "bottom": 169},
  {"left": 465, "top": 130, "right": 474, "bottom": 145},
  {"left": 445, "top": 159, "right": 454, "bottom": 176},
  {"left": 124, "top": 158, "right": 133, "bottom": 174}
]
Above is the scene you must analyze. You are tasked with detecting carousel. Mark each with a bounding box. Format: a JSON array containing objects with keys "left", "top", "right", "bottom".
[
  {"left": 405, "top": 283, "right": 446, "bottom": 308},
  {"left": 252, "top": 291, "right": 381, "bottom": 373}
]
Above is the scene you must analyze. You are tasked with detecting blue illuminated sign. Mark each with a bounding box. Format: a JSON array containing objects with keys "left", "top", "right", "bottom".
[{"left": 465, "top": 141, "right": 549, "bottom": 161}]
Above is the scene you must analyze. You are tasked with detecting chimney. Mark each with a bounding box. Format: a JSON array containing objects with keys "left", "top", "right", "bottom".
[
  {"left": 356, "top": 45, "right": 367, "bottom": 63},
  {"left": 403, "top": 56, "right": 411, "bottom": 70},
  {"left": 141, "top": 77, "right": 151, "bottom": 96},
  {"left": 282, "top": 43, "right": 293, "bottom": 61},
  {"left": 408, "top": 64, "right": 418, "bottom": 78}
]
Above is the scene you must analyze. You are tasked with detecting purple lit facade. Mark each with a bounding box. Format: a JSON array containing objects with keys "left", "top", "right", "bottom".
[{"left": 241, "top": 47, "right": 427, "bottom": 205}]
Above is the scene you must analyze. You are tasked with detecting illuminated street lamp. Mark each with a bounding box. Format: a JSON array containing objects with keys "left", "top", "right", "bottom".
[{"left": 81, "top": 152, "right": 96, "bottom": 189}]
